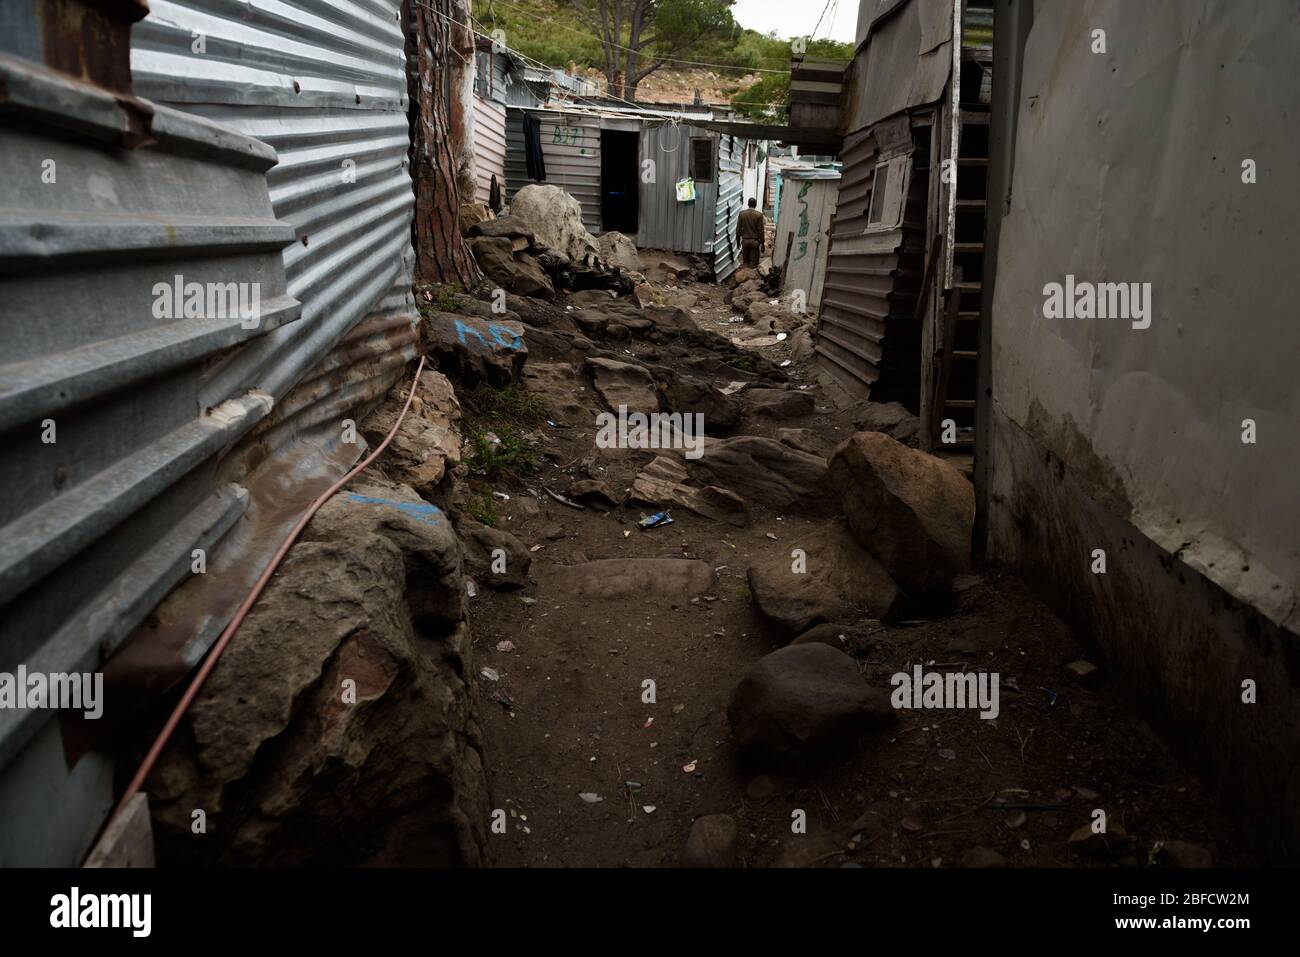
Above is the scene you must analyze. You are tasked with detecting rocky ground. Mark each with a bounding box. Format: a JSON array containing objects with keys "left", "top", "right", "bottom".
[{"left": 144, "top": 186, "right": 1252, "bottom": 868}]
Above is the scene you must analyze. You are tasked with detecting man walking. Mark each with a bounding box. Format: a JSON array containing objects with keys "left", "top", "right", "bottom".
[{"left": 737, "top": 197, "right": 764, "bottom": 269}]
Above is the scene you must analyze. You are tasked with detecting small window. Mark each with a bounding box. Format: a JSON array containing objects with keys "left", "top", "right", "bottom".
[
  {"left": 865, "top": 153, "right": 910, "bottom": 231},
  {"left": 691, "top": 138, "right": 714, "bottom": 182}
]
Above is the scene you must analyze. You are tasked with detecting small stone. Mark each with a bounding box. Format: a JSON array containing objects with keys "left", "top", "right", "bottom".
[{"left": 682, "top": 814, "right": 737, "bottom": 868}]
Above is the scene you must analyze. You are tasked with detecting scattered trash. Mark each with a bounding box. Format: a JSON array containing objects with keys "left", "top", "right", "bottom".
[
  {"left": 466, "top": 578, "right": 477, "bottom": 598},
  {"left": 520, "top": 596, "right": 537, "bottom": 605},
  {"left": 643, "top": 717, "right": 654, "bottom": 728},
  {"left": 765, "top": 532, "right": 778, "bottom": 540},
  {"left": 577, "top": 792, "right": 603, "bottom": 804},
  {"left": 625, "top": 781, "right": 643, "bottom": 792},
  {"left": 720, "top": 381, "right": 748, "bottom": 395},
  {"left": 1041, "top": 686, "right": 1058, "bottom": 706},
  {"left": 491, "top": 491, "right": 511, "bottom": 501},
  {"left": 479, "top": 666, "right": 500, "bottom": 682},
  {"left": 1067, "top": 660, "right": 1099, "bottom": 680},
  {"left": 776, "top": 332, "right": 788, "bottom": 342},
  {"left": 682, "top": 760, "right": 697, "bottom": 773},
  {"left": 780, "top": 359, "right": 792, "bottom": 367},
  {"left": 545, "top": 487, "right": 585, "bottom": 509},
  {"left": 496, "top": 640, "right": 515, "bottom": 653},
  {"left": 623, "top": 529, "right": 632, "bottom": 537},
  {"left": 642, "top": 805, "right": 657, "bottom": 814},
  {"left": 638, "top": 511, "right": 673, "bottom": 529}
]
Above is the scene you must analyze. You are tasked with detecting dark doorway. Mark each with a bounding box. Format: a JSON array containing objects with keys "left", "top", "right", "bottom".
[{"left": 600, "top": 129, "right": 640, "bottom": 234}]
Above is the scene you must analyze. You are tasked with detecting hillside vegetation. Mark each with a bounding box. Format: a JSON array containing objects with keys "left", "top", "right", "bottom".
[{"left": 469, "top": 0, "right": 851, "bottom": 119}]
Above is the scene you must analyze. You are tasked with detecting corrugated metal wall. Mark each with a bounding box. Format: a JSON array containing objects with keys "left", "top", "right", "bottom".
[
  {"left": 816, "top": 125, "right": 929, "bottom": 404},
  {"left": 0, "top": 50, "right": 301, "bottom": 865},
  {"left": 637, "top": 122, "right": 718, "bottom": 254},
  {"left": 0, "top": 0, "right": 418, "bottom": 865},
  {"left": 505, "top": 108, "right": 602, "bottom": 232},
  {"left": 712, "top": 134, "right": 746, "bottom": 282},
  {"left": 774, "top": 173, "right": 840, "bottom": 311},
  {"left": 473, "top": 95, "right": 507, "bottom": 206}
]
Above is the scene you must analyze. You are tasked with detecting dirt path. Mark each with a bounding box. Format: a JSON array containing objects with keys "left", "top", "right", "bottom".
[{"left": 459, "top": 274, "right": 1250, "bottom": 868}]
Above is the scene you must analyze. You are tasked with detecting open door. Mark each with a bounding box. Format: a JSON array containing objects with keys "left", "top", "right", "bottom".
[{"left": 600, "top": 129, "right": 640, "bottom": 234}]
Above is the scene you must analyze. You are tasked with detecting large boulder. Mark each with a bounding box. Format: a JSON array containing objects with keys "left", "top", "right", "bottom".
[
  {"left": 727, "top": 643, "right": 896, "bottom": 767},
  {"left": 649, "top": 367, "right": 742, "bottom": 430},
  {"left": 828, "top": 432, "right": 974, "bottom": 598},
  {"left": 423, "top": 312, "right": 527, "bottom": 387},
  {"left": 469, "top": 237, "right": 555, "bottom": 300},
  {"left": 596, "top": 231, "right": 643, "bottom": 272},
  {"left": 685, "top": 435, "right": 830, "bottom": 511},
  {"left": 469, "top": 236, "right": 518, "bottom": 287},
  {"left": 511, "top": 252, "right": 555, "bottom": 300},
  {"left": 631, "top": 456, "right": 749, "bottom": 527},
  {"left": 746, "top": 521, "right": 902, "bottom": 635},
  {"left": 510, "top": 184, "right": 600, "bottom": 264},
  {"left": 852, "top": 400, "right": 922, "bottom": 447},
  {"left": 585, "top": 356, "right": 661, "bottom": 414},
  {"left": 147, "top": 479, "right": 487, "bottom": 866}
]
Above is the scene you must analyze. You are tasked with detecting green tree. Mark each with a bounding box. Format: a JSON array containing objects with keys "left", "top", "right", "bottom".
[{"left": 569, "top": 0, "right": 739, "bottom": 100}]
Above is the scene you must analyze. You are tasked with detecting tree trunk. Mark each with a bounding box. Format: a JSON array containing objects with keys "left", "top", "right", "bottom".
[
  {"left": 447, "top": 0, "right": 478, "bottom": 202},
  {"left": 403, "top": 0, "right": 482, "bottom": 288}
]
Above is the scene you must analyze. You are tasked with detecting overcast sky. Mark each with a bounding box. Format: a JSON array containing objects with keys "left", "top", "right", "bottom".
[{"left": 731, "top": 0, "right": 860, "bottom": 44}]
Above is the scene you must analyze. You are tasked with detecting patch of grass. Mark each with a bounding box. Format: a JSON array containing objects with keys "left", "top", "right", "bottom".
[
  {"left": 465, "top": 489, "right": 499, "bottom": 527},
  {"left": 466, "top": 382, "right": 548, "bottom": 425},
  {"left": 464, "top": 424, "right": 539, "bottom": 480},
  {"left": 728, "top": 353, "right": 759, "bottom": 373},
  {"left": 435, "top": 284, "right": 462, "bottom": 312}
]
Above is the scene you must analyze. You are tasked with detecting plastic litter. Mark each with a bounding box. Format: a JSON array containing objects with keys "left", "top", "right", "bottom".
[{"left": 638, "top": 511, "right": 673, "bottom": 529}]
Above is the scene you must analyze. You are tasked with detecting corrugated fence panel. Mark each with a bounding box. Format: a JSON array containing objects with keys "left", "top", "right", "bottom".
[
  {"left": 473, "top": 95, "right": 507, "bottom": 206},
  {"left": 775, "top": 173, "right": 840, "bottom": 311},
  {"left": 713, "top": 134, "right": 746, "bottom": 281},
  {"left": 504, "top": 108, "right": 602, "bottom": 233}
]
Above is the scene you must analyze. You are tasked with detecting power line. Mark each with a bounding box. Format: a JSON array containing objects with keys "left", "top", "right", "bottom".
[{"left": 478, "top": 0, "right": 792, "bottom": 75}]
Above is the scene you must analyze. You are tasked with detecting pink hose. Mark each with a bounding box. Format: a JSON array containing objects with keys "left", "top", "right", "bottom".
[{"left": 106, "top": 355, "right": 428, "bottom": 831}]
